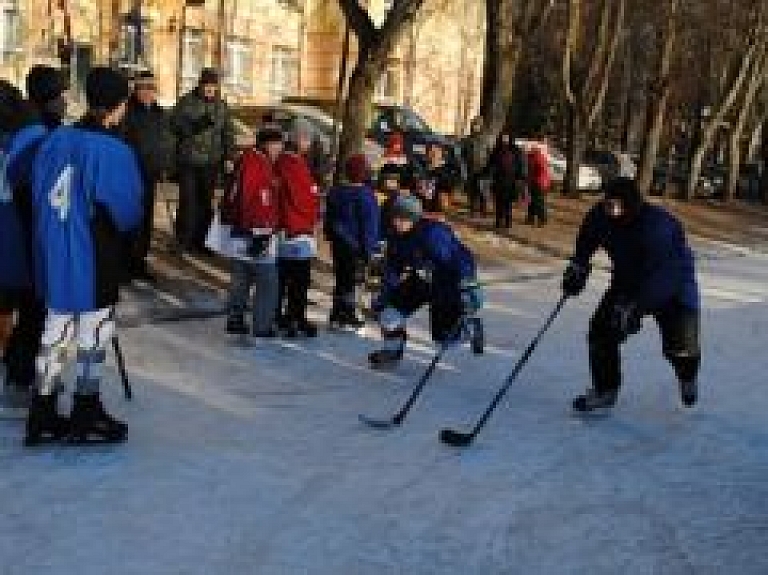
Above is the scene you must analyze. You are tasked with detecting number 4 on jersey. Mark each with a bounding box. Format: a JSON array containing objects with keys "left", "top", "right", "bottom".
[{"left": 49, "top": 165, "right": 74, "bottom": 221}]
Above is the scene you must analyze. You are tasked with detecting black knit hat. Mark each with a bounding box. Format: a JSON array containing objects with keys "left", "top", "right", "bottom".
[
  {"left": 85, "top": 67, "right": 131, "bottom": 111},
  {"left": 199, "top": 68, "right": 219, "bottom": 85},
  {"left": 26, "top": 65, "right": 67, "bottom": 105},
  {"left": 258, "top": 126, "right": 284, "bottom": 146},
  {"left": 602, "top": 177, "right": 644, "bottom": 216},
  {"left": 134, "top": 70, "right": 156, "bottom": 86},
  {"left": 0, "top": 80, "right": 27, "bottom": 133}
]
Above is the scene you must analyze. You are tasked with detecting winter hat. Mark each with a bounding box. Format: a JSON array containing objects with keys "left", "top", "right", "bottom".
[
  {"left": 602, "top": 177, "right": 643, "bottom": 217},
  {"left": 199, "top": 68, "right": 219, "bottom": 85},
  {"left": 26, "top": 65, "right": 67, "bottom": 105},
  {"left": 0, "top": 80, "right": 27, "bottom": 133},
  {"left": 345, "top": 154, "right": 369, "bottom": 184},
  {"left": 85, "top": 67, "right": 131, "bottom": 111},
  {"left": 378, "top": 162, "right": 404, "bottom": 184},
  {"left": 258, "top": 126, "right": 284, "bottom": 146},
  {"left": 391, "top": 194, "right": 423, "bottom": 223}
]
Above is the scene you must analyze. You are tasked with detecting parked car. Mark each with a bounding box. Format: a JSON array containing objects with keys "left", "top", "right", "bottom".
[
  {"left": 583, "top": 149, "right": 638, "bottom": 181},
  {"left": 369, "top": 104, "right": 465, "bottom": 178},
  {"left": 651, "top": 157, "right": 725, "bottom": 198},
  {"left": 516, "top": 140, "right": 602, "bottom": 191},
  {"left": 234, "top": 103, "right": 385, "bottom": 168}
]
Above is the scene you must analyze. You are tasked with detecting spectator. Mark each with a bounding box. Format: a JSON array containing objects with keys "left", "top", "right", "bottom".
[
  {"left": 325, "top": 154, "right": 381, "bottom": 330},
  {"left": 171, "top": 68, "right": 235, "bottom": 254},
  {"left": 288, "top": 118, "right": 332, "bottom": 191},
  {"left": 420, "top": 144, "right": 461, "bottom": 220},
  {"left": 489, "top": 133, "right": 527, "bottom": 230},
  {"left": 221, "top": 127, "right": 283, "bottom": 338},
  {"left": 526, "top": 140, "right": 552, "bottom": 226},
  {"left": 275, "top": 148, "right": 320, "bottom": 338},
  {"left": 122, "top": 70, "right": 175, "bottom": 281},
  {"left": 461, "top": 116, "right": 488, "bottom": 216}
]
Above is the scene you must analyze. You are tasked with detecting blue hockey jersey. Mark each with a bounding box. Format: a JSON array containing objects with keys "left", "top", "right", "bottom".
[
  {"left": 324, "top": 183, "right": 381, "bottom": 258},
  {"left": 382, "top": 219, "right": 476, "bottom": 304},
  {"left": 32, "top": 123, "right": 143, "bottom": 312},
  {"left": 0, "top": 124, "right": 48, "bottom": 291}
]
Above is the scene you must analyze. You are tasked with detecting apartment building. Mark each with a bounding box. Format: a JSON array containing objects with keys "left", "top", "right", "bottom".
[{"left": 0, "top": 0, "right": 482, "bottom": 134}]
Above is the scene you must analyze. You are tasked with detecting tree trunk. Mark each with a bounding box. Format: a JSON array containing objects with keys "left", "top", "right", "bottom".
[
  {"left": 565, "top": 105, "right": 586, "bottom": 196},
  {"left": 637, "top": 85, "right": 670, "bottom": 195},
  {"left": 726, "top": 131, "right": 743, "bottom": 202},
  {"left": 688, "top": 143, "right": 708, "bottom": 199},
  {"left": 338, "top": 62, "right": 379, "bottom": 166},
  {"left": 480, "top": 0, "right": 501, "bottom": 119}
]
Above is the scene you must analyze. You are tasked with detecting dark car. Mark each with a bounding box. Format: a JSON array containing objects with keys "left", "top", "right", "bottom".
[{"left": 369, "top": 104, "right": 465, "bottom": 179}]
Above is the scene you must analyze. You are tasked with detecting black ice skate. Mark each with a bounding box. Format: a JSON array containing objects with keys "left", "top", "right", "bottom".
[
  {"left": 680, "top": 379, "right": 698, "bottom": 408},
  {"left": 329, "top": 310, "right": 365, "bottom": 332},
  {"left": 572, "top": 388, "right": 618, "bottom": 413},
  {"left": 24, "top": 394, "right": 69, "bottom": 447},
  {"left": 226, "top": 313, "right": 249, "bottom": 336},
  {"left": 368, "top": 347, "right": 404, "bottom": 368},
  {"left": 68, "top": 394, "right": 127, "bottom": 444}
]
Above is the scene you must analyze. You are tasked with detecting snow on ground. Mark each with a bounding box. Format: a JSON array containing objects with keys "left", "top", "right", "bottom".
[{"left": 2, "top": 249, "right": 768, "bottom": 574}]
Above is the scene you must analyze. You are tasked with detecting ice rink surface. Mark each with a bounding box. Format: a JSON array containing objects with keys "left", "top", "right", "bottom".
[{"left": 1, "top": 249, "right": 767, "bottom": 574}]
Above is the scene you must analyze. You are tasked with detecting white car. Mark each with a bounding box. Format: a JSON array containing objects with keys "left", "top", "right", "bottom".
[{"left": 516, "top": 139, "right": 602, "bottom": 191}]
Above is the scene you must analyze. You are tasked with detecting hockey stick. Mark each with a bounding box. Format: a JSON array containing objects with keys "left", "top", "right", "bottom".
[
  {"left": 359, "top": 319, "right": 465, "bottom": 429},
  {"left": 112, "top": 337, "right": 132, "bottom": 400},
  {"left": 440, "top": 295, "right": 567, "bottom": 447}
]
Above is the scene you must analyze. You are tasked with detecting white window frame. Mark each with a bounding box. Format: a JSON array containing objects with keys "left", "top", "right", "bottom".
[
  {"left": 0, "top": 0, "right": 21, "bottom": 63},
  {"left": 224, "top": 37, "right": 253, "bottom": 96},
  {"left": 269, "top": 46, "right": 299, "bottom": 102}
]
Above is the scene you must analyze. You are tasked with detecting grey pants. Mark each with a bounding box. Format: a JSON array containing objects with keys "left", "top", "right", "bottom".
[{"left": 228, "top": 259, "right": 279, "bottom": 333}]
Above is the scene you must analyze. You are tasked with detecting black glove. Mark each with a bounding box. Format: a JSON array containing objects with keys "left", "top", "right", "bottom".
[
  {"left": 610, "top": 300, "right": 642, "bottom": 341},
  {"left": 562, "top": 261, "right": 590, "bottom": 297}
]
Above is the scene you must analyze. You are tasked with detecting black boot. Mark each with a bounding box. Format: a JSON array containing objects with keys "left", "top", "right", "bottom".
[
  {"left": 24, "top": 394, "right": 69, "bottom": 447},
  {"left": 68, "top": 394, "right": 127, "bottom": 444},
  {"left": 369, "top": 330, "right": 406, "bottom": 368},
  {"left": 226, "top": 312, "right": 249, "bottom": 336},
  {"left": 572, "top": 388, "right": 619, "bottom": 413}
]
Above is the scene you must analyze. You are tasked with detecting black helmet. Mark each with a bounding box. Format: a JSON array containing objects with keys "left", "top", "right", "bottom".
[{"left": 602, "top": 177, "right": 644, "bottom": 218}]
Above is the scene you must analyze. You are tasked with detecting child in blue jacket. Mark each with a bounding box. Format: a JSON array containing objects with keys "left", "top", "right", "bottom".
[
  {"left": 27, "top": 68, "right": 143, "bottom": 446},
  {"left": 324, "top": 154, "right": 381, "bottom": 329}
]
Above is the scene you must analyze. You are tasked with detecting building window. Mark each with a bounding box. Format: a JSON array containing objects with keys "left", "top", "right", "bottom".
[
  {"left": 269, "top": 46, "right": 299, "bottom": 102},
  {"left": 0, "top": 1, "right": 21, "bottom": 63},
  {"left": 118, "top": 16, "right": 152, "bottom": 68},
  {"left": 181, "top": 28, "right": 205, "bottom": 94},
  {"left": 375, "top": 69, "right": 398, "bottom": 102},
  {"left": 224, "top": 38, "right": 253, "bottom": 97}
]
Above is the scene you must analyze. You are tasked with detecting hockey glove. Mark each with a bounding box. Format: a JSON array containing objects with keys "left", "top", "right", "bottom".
[
  {"left": 610, "top": 300, "right": 642, "bottom": 342},
  {"left": 460, "top": 279, "right": 484, "bottom": 316},
  {"left": 562, "top": 261, "right": 591, "bottom": 297}
]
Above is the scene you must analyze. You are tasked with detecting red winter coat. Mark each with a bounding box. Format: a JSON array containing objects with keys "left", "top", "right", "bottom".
[
  {"left": 221, "top": 150, "right": 280, "bottom": 232},
  {"left": 275, "top": 152, "right": 319, "bottom": 236},
  {"left": 527, "top": 147, "right": 552, "bottom": 192}
]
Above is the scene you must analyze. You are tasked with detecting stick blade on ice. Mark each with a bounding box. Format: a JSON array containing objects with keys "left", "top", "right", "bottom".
[
  {"left": 358, "top": 414, "right": 397, "bottom": 429},
  {"left": 439, "top": 428, "right": 474, "bottom": 447}
]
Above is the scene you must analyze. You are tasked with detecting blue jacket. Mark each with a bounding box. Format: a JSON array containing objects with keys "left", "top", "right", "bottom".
[
  {"left": 324, "top": 183, "right": 381, "bottom": 258},
  {"left": 573, "top": 203, "right": 699, "bottom": 311},
  {"left": 0, "top": 124, "right": 48, "bottom": 290},
  {"left": 382, "top": 219, "right": 476, "bottom": 304},
  {"left": 32, "top": 123, "right": 143, "bottom": 312}
]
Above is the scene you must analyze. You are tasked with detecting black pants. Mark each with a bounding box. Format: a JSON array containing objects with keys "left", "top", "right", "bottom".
[
  {"left": 493, "top": 186, "right": 516, "bottom": 229},
  {"left": 277, "top": 258, "right": 312, "bottom": 324},
  {"left": 176, "top": 165, "right": 216, "bottom": 250},
  {"left": 132, "top": 177, "right": 158, "bottom": 268},
  {"left": 2, "top": 289, "right": 45, "bottom": 388},
  {"left": 467, "top": 175, "right": 485, "bottom": 215},
  {"left": 589, "top": 290, "right": 701, "bottom": 394},
  {"left": 330, "top": 239, "right": 361, "bottom": 318},
  {"left": 526, "top": 184, "right": 548, "bottom": 225},
  {"left": 388, "top": 275, "right": 463, "bottom": 343}
]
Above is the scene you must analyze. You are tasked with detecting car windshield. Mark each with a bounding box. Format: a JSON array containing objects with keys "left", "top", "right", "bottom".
[{"left": 376, "top": 107, "right": 431, "bottom": 134}]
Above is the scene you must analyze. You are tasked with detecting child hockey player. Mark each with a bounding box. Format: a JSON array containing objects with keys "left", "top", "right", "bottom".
[
  {"left": 369, "top": 195, "right": 483, "bottom": 368},
  {"left": 324, "top": 154, "right": 381, "bottom": 330},
  {"left": 562, "top": 177, "right": 700, "bottom": 412},
  {"left": 222, "top": 127, "right": 282, "bottom": 338},
  {"left": 275, "top": 145, "right": 320, "bottom": 338},
  {"left": 26, "top": 67, "right": 143, "bottom": 445}
]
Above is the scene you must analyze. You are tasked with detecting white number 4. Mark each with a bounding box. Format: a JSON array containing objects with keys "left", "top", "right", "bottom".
[{"left": 49, "top": 165, "right": 74, "bottom": 221}]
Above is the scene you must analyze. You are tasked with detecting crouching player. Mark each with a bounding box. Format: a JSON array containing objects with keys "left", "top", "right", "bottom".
[
  {"left": 369, "top": 195, "right": 484, "bottom": 368},
  {"left": 26, "top": 68, "right": 143, "bottom": 445}
]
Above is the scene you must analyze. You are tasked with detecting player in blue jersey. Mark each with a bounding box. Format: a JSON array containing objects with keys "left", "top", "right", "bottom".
[{"left": 26, "top": 67, "right": 143, "bottom": 446}]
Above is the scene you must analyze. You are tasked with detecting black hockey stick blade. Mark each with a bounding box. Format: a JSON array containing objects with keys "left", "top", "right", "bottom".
[
  {"left": 439, "top": 428, "right": 475, "bottom": 447},
  {"left": 358, "top": 413, "right": 399, "bottom": 429}
]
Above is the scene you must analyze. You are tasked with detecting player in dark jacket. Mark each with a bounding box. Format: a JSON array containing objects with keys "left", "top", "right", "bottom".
[
  {"left": 325, "top": 154, "right": 381, "bottom": 329},
  {"left": 369, "top": 195, "right": 484, "bottom": 367},
  {"left": 27, "top": 68, "right": 143, "bottom": 446},
  {"left": 562, "top": 177, "right": 700, "bottom": 412},
  {"left": 488, "top": 133, "right": 527, "bottom": 230}
]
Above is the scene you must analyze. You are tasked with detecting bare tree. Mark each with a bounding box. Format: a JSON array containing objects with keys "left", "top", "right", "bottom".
[
  {"left": 562, "top": 0, "right": 626, "bottom": 195},
  {"left": 336, "top": 0, "right": 427, "bottom": 164},
  {"left": 636, "top": 0, "right": 680, "bottom": 196}
]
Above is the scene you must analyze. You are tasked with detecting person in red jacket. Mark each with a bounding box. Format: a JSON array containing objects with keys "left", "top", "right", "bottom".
[
  {"left": 222, "top": 127, "right": 283, "bottom": 337},
  {"left": 275, "top": 150, "right": 320, "bottom": 338},
  {"left": 526, "top": 141, "right": 552, "bottom": 226}
]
